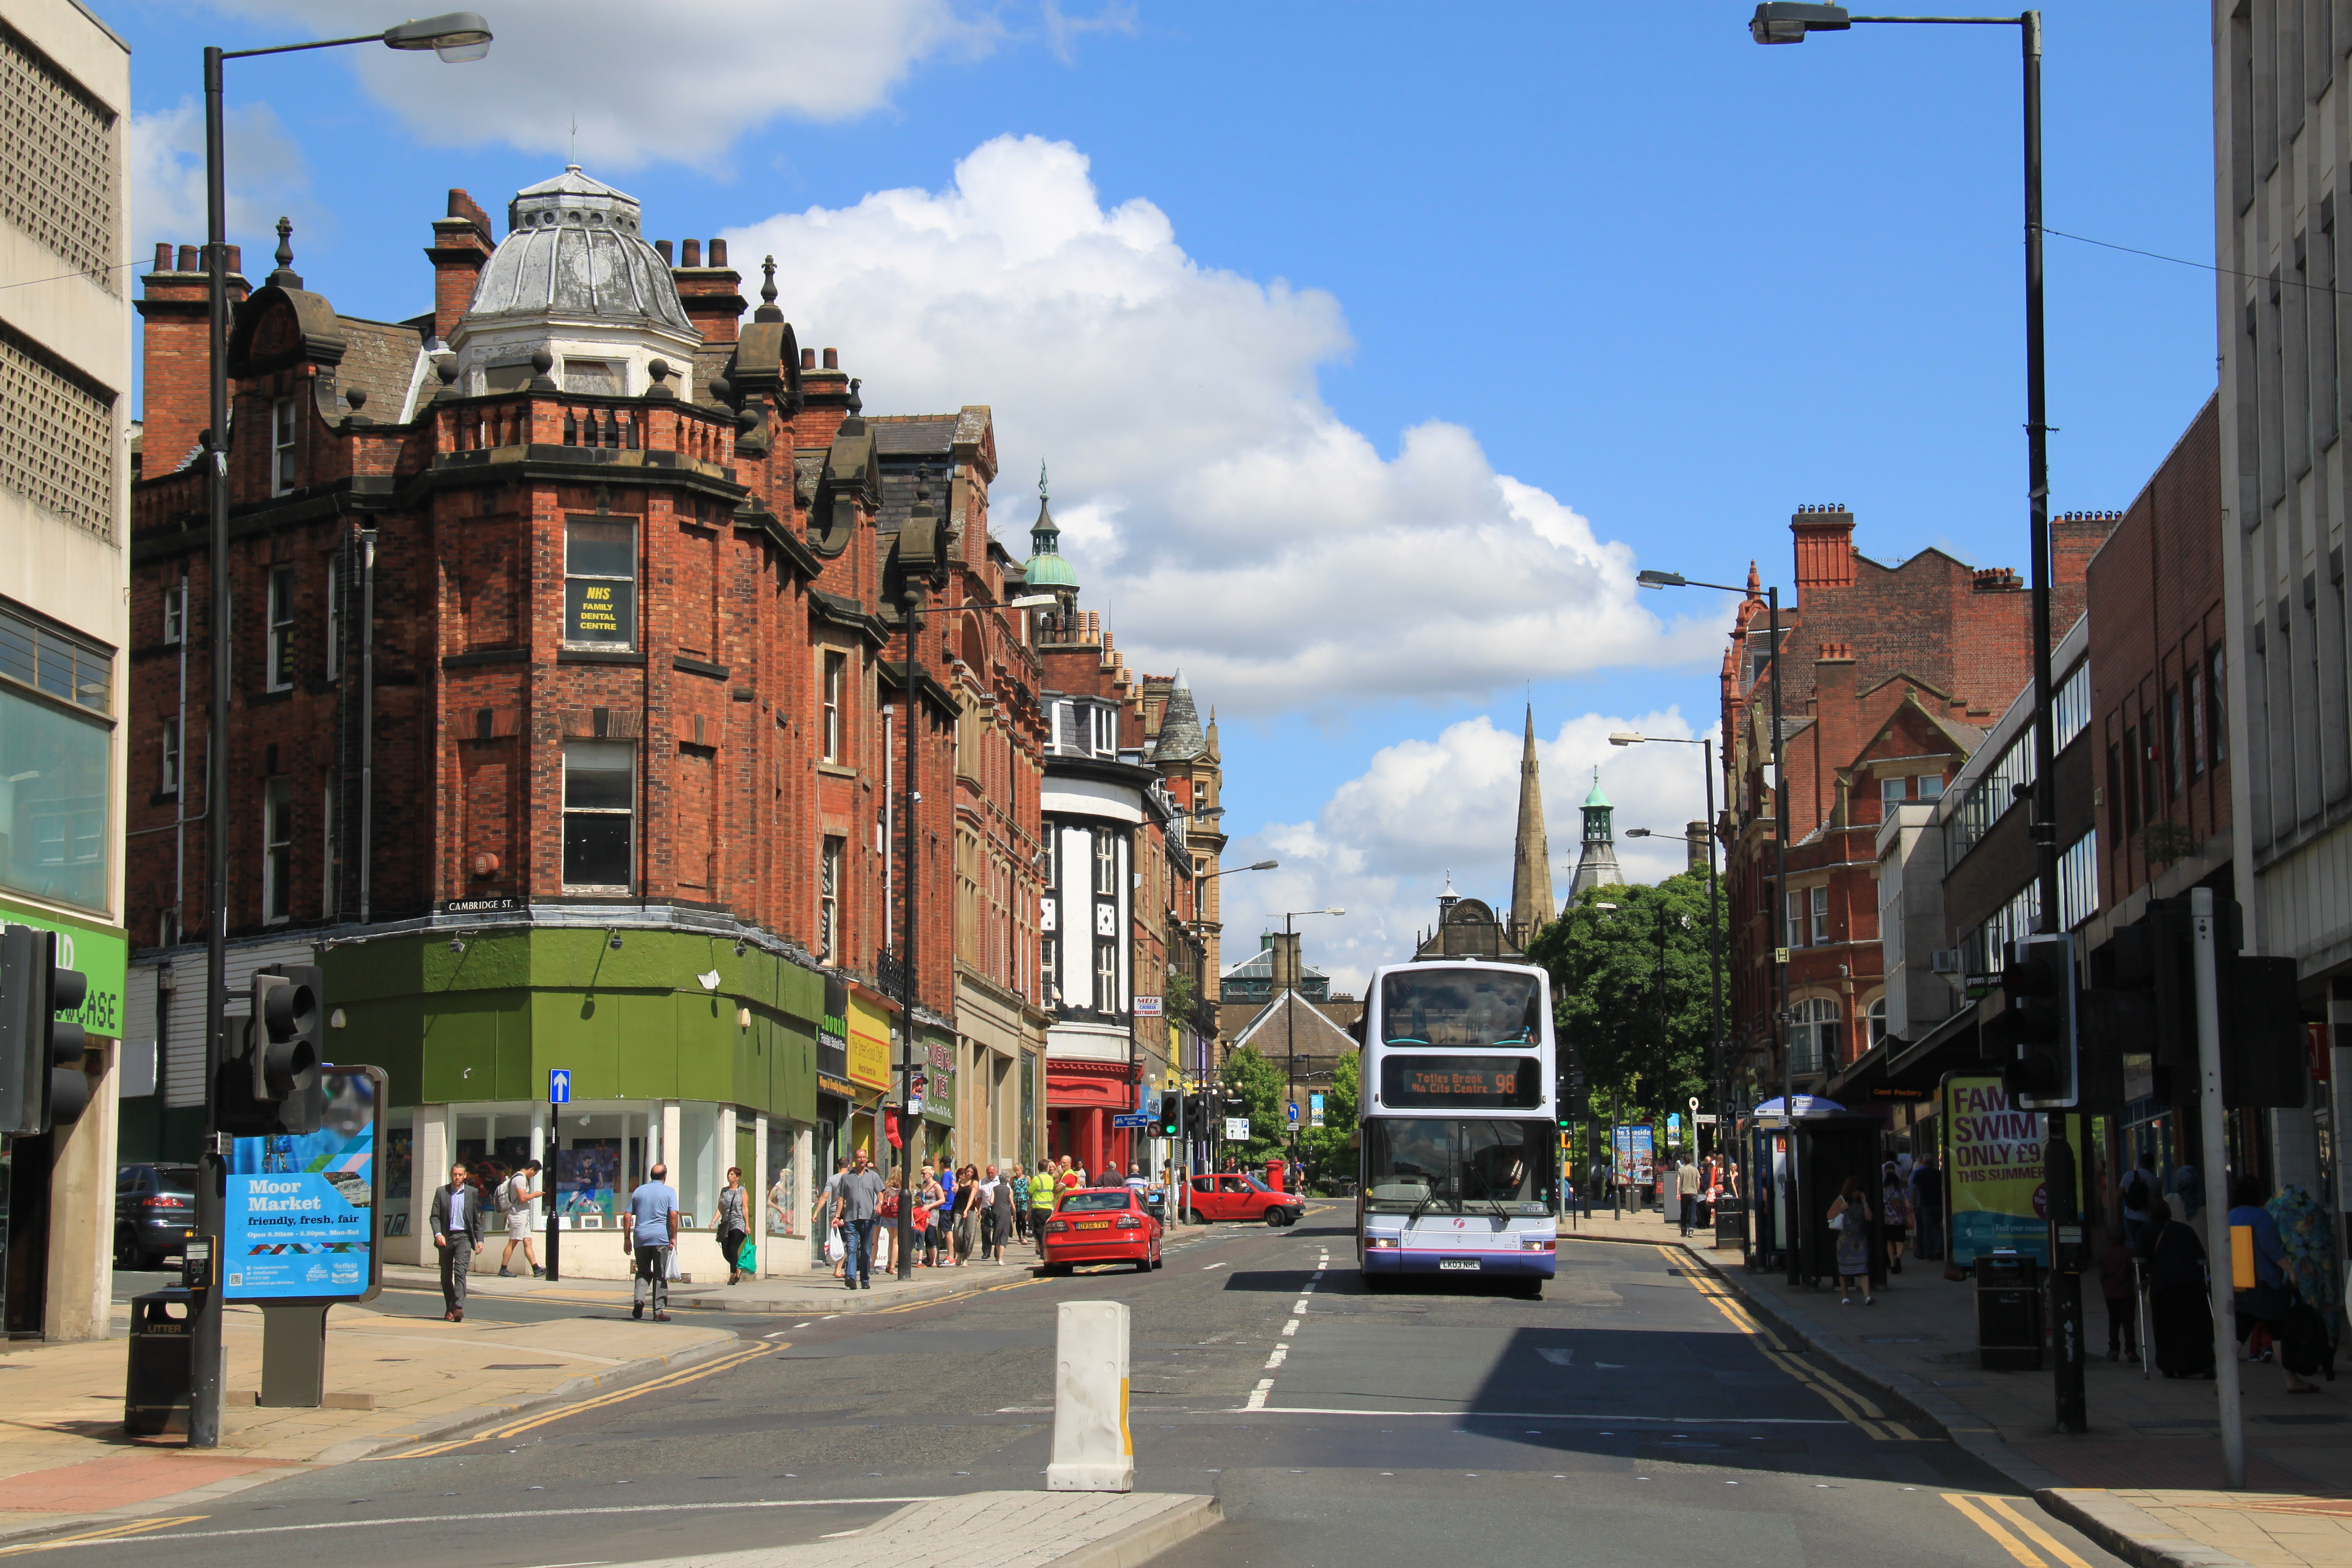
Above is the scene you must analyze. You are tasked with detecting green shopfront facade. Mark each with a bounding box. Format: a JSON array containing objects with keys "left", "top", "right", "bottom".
[{"left": 321, "top": 922, "right": 825, "bottom": 1280}]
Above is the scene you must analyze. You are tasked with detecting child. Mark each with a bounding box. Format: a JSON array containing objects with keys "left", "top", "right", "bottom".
[{"left": 2097, "top": 1229, "right": 2139, "bottom": 1362}]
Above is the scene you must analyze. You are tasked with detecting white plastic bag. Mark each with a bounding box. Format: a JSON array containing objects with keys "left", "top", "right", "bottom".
[{"left": 825, "top": 1227, "right": 843, "bottom": 1265}]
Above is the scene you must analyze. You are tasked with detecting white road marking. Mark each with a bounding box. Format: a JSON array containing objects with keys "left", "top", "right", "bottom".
[
  {"left": 1232, "top": 1407, "right": 1845, "bottom": 1423},
  {"left": 1281, "top": 1320, "right": 1300, "bottom": 1337},
  {"left": 1201, "top": 1262, "right": 1229, "bottom": 1271},
  {"left": 1292, "top": 1299, "right": 1310, "bottom": 1313},
  {"left": 1538, "top": 1348, "right": 1575, "bottom": 1366},
  {"left": 1245, "top": 1379, "right": 1274, "bottom": 1411}
]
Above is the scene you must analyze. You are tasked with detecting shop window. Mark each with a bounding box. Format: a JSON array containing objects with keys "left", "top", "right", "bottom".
[{"left": 562, "top": 741, "right": 635, "bottom": 890}]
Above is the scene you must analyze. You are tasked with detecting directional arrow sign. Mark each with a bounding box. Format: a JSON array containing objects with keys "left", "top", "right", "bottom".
[
  {"left": 549, "top": 1069, "right": 572, "bottom": 1105},
  {"left": 1111, "top": 1113, "right": 1154, "bottom": 1129}
]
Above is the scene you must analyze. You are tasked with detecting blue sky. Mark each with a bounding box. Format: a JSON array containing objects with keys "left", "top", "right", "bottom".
[{"left": 113, "top": 1, "right": 2217, "bottom": 985}]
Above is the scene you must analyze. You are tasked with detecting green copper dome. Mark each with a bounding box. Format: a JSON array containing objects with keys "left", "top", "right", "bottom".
[
  {"left": 1022, "top": 463, "right": 1078, "bottom": 589},
  {"left": 1582, "top": 770, "right": 1611, "bottom": 809}
]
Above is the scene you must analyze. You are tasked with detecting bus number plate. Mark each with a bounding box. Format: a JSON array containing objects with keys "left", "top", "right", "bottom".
[{"left": 1439, "top": 1259, "right": 1480, "bottom": 1271}]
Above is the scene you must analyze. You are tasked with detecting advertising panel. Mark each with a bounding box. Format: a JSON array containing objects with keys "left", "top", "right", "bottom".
[
  {"left": 1612, "top": 1123, "right": 1655, "bottom": 1188},
  {"left": 223, "top": 1066, "right": 383, "bottom": 1304},
  {"left": 1944, "top": 1074, "right": 2078, "bottom": 1266}
]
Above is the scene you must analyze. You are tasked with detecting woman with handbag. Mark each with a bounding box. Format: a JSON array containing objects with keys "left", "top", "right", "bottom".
[
  {"left": 714, "top": 1166, "right": 750, "bottom": 1286},
  {"left": 1827, "top": 1174, "right": 1874, "bottom": 1305}
]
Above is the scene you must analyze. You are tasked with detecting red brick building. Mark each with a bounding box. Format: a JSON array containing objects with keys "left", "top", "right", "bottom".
[
  {"left": 117, "top": 169, "right": 1069, "bottom": 1268},
  {"left": 1719, "top": 506, "right": 2117, "bottom": 1101}
]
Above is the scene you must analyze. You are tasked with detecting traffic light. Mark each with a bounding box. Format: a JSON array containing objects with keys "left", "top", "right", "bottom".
[
  {"left": 1997, "top": 932, "right": 2077, "bottom": 1109},
  {"left": 2223, "top": 954, "right": 2308, "bottom": 1109},
  {"left": 1159, "top": 1091, "right": 1181, "bottom": 1139},
  {"left": 1555, "top": 1051, "right": 1588, "bottom": 1129},
  {"left": 2079, "top": 893, "right": 2308, "bottom": 1110},
  {"left": 0, "top": 925, "right": 90, "bottom": 1135},
  {"left": 218, "top": 965, "right": 325, "bottom": 1135}
]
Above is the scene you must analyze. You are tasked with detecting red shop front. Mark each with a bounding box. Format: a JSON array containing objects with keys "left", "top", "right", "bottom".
[{"left": 1046, "top": 1059, "right": 1140, "bottom": 1178}]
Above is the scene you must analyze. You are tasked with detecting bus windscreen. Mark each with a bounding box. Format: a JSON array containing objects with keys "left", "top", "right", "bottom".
[
  {"left": 1379, "top": 970, "right": 1541, "bottom": 1049},
  {"left": 1378, "top": 1055, "right": 1540, "bottom": 1109},
  {"left": 1362, "top": 1118, "right": 1555, "bottom": 1214}
]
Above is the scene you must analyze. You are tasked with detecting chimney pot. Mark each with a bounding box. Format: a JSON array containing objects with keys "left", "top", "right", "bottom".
[
  {"left": 225, "top": 245, "right": 241, "bottom": 273},
  {"left": 823, "top": 347, "right": 839, "bottom": 370},
  {"left": 682, "top": 238, "right": 701, "bottom": 268},
  {"left": 655, "top": 239, "right": 673, "bottom": 265},
  {"left": 177, "top": 244, "right": 198, "bottom": 271},
  {"left": 801, "top": 347, "right": 816, "bottom": 370},
  {"left": 152, "top": 242, "right": 171, "bottom": 272},
  {"left": 708, "top": 238, "right": 727, "bottom": 267}
]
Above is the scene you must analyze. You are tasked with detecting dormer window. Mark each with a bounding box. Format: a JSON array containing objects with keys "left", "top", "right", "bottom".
[
  {"left": 272, "top": 396, "right": 297, "bottom": 494},
  {"left": 1091, "top": 706, "right": 1117, "bottom": 756}
]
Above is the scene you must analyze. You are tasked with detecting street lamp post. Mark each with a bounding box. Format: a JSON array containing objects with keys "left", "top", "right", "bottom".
[
  {"left": 1180, "top": 858, "right": 1275, "bottom": 1209},
  {"left": 1279, "top": 907, "right": 1343, "bottom": 1187},
  {"left": 1748, "top": 0, "right": 2082, "bottom": 1438},
  {"left": 1614, "top": 732, "right": 1724, "bottom": 1216},
  {"left": 1637, "top": 570, "right": 1785, "bottom": 1276},
  {"left": 191, "top": 10, "right": 491, "bottom": 1453}
]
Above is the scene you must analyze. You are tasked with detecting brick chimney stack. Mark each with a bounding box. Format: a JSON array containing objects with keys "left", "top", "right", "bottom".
[
  {"left": 1791, "top": 502, "right": 1857, "bottom": 594},
  {"left": 672, "top": 237, "right": 744, "bottom": 346},
  {"left": 426, "top": 188, "right": 494, "bottom": 344},
  {"left": 135, "top": 242, "right": 249, "bottom": 478}
]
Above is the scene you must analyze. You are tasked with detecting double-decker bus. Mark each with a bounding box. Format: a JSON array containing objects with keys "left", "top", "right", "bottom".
[{"left": 1357, "top": 959, "right": 1558, "bottom": 1295}]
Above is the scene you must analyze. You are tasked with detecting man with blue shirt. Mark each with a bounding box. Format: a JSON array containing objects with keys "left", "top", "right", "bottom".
[{"left": 622, "top": 1162, "right": 681, "bottom": 1322}]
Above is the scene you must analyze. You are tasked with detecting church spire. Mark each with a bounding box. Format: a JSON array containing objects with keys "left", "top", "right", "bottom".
[{"left": 1508, "top": 705, "right": 1554, "bottom": 948}]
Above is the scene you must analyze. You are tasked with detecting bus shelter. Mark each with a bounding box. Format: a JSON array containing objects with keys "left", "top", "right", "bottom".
[{"left": 1747, "top": 1097, "right": 1887, "bottom": 1292}]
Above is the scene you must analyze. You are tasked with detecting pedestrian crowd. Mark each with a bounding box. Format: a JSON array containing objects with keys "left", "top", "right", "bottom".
[{"left": 813, "top": 1153, "right": 1135, "bottom": 1290}]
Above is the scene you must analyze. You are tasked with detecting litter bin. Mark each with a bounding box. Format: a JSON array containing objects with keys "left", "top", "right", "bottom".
[
  {"left": 124, "top": 1288, "right": 194, "bottom": 1435},
  {"left": 1975, "top": 1253, "right": 2042, "bottom": 1371},
  {"left": 1714, "top": 1198, "right": 1747, "bottom": 1252}
]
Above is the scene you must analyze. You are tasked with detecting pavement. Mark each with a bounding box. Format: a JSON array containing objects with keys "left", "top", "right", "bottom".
[
  {"left": 1560, "top": 1202, "right": 2352, "bottom": 1568},
  {"left": 399, "top": 1257, "right": 1014, "bottom": 1317},
  {"left": 0, "top": 1279, "right": 739, "bottom": 1543}
]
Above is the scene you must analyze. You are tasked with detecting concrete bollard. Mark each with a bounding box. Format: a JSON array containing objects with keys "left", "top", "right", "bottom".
[{"left": 1046, "top": 1300, "right": 1133, "bottom": 1491}]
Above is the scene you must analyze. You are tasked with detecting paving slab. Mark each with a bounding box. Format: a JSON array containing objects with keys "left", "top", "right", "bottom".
[{"left": 625, "top": 1491, "right": 1219, "bottom": 1568}]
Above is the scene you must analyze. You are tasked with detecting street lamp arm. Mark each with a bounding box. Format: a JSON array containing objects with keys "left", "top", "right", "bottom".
[{"left": 222, "top": 33, "right": 389, "bottom": 57}]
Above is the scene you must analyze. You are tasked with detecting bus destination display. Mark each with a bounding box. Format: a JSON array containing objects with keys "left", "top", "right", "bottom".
[{"left": 1379, "top": 1055, "right": 1541, "bottom": 1109}]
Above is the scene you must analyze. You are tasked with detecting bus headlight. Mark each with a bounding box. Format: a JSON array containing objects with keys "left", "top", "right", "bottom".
[
  {"left": 1521, "top": 1238, "right": 1555, "bottom": 1251},
  {"left": 1366, "top": 1236, "right": 1400, "bottom": 1250}
]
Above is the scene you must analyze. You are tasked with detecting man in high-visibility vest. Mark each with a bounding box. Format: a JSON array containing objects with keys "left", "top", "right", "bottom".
[{"left": 1028, "top": 1164, "right": 1058, "bottom": 1256}]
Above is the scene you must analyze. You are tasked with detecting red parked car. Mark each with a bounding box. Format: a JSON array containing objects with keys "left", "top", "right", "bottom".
[
  {"left": 1184, "top": 1172, "right": 1302, "bottom": 1227},
  {"left": 1039, "top": 1187, "right": 1165, "bottom": 1274}
]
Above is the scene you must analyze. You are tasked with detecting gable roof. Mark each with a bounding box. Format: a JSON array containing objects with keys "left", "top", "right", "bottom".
[{"left": 1232, "top": 989, "right": 1358, "bottom": 1056}]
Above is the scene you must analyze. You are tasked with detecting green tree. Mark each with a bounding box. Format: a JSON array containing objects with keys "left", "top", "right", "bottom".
[
  {"left": 1527, "top": 873, "right": 1722, "bottom": 1145},
  {"left": 1220, "top": 1044, "right": 1287, "bottom": 1166},
  {"left": 1295, "top": 1048, "right": 1359, "bottom": 1192}
]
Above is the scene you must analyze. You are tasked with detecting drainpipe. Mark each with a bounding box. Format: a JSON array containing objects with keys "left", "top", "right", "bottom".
[{"left": 358, "top": 527, "right": 377, "bottom": 925}]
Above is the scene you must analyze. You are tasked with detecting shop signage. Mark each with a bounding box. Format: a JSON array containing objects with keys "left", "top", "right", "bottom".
[
  {"left": 0, "top": 899, "right": 126, "bottom": 1040},
  {"left": 1133, "top": 995, "right": 1162, "bottom": 1016},
  {"left": 846, "top": 992, "right": 891, "bottom": 1090},
  {"left": 1945, "top": 1074, "right": 2080, "bottom": 1267}
]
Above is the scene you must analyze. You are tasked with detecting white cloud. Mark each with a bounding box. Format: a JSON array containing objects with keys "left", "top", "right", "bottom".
[
  {"left": 1217, "top": 710, "right": 1715, "bottom": 996},
  {"left": 218, "top": 0, "right": 988, "bottom": 170},
  {"left": 726, "top": 135, "right": 1725, "bottom": 713},
  {"left": 129, "top": 99, "right": 312, "bottom": 259}
]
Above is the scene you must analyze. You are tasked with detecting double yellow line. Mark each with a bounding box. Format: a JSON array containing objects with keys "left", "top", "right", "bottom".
[
  {"left": 390, "top": 1339, "right": 776, "bottom": 1458},
  {"left": 0, "top": 1517, "right": 206, "bottom": 1557},
  {"left": 1665, "top": 1248, "right": 1921, "bottom": 1442},
  {"left": 1944, "top": 1494, "right": 2093, "bottom": 1568}
]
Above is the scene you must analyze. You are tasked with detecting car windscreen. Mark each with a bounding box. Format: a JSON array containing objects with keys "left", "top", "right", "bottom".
[
  {"left": 1060, "top": 1191, "right": 1133, "bottom": 1212},
  {"left": 1361, "top": 1117, "right": 1556, "bottom": 1217},
  {"left": 151, "top": 1165, "right": 198, "bottom": 1192},
  {"left": 1379, "top": 970, "right": 1541, "bottom": 1049}
]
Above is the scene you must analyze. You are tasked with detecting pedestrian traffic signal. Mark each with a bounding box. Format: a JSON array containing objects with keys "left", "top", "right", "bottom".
[
  {"left": 0, "top": 925, "right": 91, "bottom": 1135},
  {"left": 1159, "top": 1091, "right": 1181, "bottom": 1138},
  {"left": 2084, "top": 895, "right": 2307, "bottom": 1109},
  {"left": 218, "top": 965, "right": 325, "bottom": 1135},
  {"left": 1997, "top": 932, "right": 2077, "bottom": 1109}
]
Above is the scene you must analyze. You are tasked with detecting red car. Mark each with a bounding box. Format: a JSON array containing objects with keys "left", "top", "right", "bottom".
[
  {"left": 1039, "top": 1187, "right": 1165, "bottom": 1274},
  {"left": 1184, "top": 1172, "right": 1302, "bottom": 1227}
]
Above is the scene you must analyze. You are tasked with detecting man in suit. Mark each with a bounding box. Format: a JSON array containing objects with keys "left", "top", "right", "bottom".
[{"left": 431, "top": 1162, "right": 486, "bottom": 1321}]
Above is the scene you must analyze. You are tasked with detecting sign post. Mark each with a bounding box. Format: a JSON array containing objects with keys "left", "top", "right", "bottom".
[
  {"left": 545, "top": 1068, "right": 570, "bottom": 1282},
  {"left": 2191, "top": 888, "right": 2246, "bottom": 1489}
]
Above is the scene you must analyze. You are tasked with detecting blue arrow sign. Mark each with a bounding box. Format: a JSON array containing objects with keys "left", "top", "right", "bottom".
[
  {"left": 1111, "top": 1113, "right": 1154, "bottom": 1128},
  {"left": 1286, "top": 1101, "right": 1300, "bottom": 1125},
  {"left": 549, "top": 1069, "right": 571, "bottom": 1105}
]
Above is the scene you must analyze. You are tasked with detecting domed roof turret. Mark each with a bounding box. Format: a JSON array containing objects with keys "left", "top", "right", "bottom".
[
  {"left": 463, "top": 165, "right": 692, "bottom": 333},
  {"left": 1022, "top": 461, "right": 1079, "bottom": 590}
]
